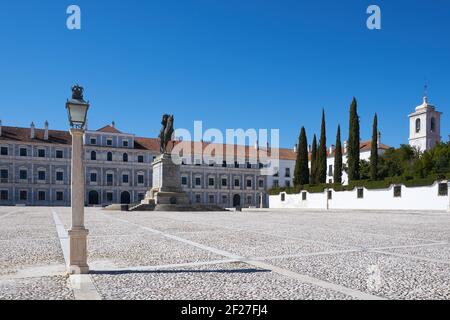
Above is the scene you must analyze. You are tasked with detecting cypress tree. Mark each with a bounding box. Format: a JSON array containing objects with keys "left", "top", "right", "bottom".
[
  {"left": 294, "top": 127, "right": 309, "bottom": 186},
  {"left": 334, "top": 125, "right": 343, "bottom": 184},
  {"left": 370, "top": 113, "right": 378, "bottom": 181},
  {"left": 348, "top": 97, "right": 360, "bottom": 181},
  {"left": 318, "top": 109, "right": 327, "bottom": 183},
  {"left": 310, "top": 135, "right": 318, "bottom": 184}
]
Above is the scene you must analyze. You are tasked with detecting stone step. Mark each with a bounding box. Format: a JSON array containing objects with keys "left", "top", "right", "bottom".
[{"left": 128, "top": 203, "right": 156, "bottom": 212}]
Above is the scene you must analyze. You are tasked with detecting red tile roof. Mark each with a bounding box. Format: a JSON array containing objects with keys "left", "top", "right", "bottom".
[
  {"left": 0, "top": 124, "right": 390, "bottom": 161},
  {"left": 96, "top": 125, "right": 122, "bottom": 134}
]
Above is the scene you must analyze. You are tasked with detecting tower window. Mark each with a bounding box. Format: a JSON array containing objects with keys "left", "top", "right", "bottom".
[
  {"left": 431, "top": 117, "right": 436, "bottom": 133},
  {"left": 415, "top": 119, "right": 421, "bottom": 133}
]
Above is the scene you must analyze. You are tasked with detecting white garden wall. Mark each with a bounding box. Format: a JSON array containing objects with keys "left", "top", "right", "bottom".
[{"left": 270, "top": 181, "right": 450, "bottom": 212}]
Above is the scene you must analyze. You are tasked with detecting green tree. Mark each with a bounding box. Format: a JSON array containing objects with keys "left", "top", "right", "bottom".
[
  {"left": 310, "top": 135, "right": 318, "bottom": 184},
  {"left": 293, "top": 127, "right": 309, "bottom": 186},
  {"left": 370, "top": 114, "right": 379, "bottom": 180},
  {"left": 318, "top": 109, "right": 327, "bottom": 183},
  {"left": 347, "top": 97, "right": 360, "bottom": 181},
  {"left": 334, "top": 125, "right": 343, "bottom": 184}
]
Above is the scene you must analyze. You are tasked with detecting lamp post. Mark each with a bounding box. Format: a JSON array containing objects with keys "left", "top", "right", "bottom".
[{"left": 66, "top": 84, "right": 90, "bottom": 274}]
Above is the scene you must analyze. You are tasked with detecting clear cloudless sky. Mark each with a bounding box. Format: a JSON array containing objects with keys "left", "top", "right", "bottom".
[{"left": 0, "top": 0, "right": 449, "bottom": 148}]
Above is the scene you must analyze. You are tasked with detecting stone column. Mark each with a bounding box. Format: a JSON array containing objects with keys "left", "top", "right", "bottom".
[{"left": 68, "top": 128, "right": 89, "bottom": 274}]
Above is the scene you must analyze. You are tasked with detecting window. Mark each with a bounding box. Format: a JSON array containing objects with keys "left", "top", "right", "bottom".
[
  {"left": 415, "top": 119, "right": 421, "bottom": 133},
  {"left": 107, "top": 139, "right": 113, "bottom": 146},
  {"left": 106, "top": 192, "right": 113, "bottom": 202},
  {"left": 1, "top": 169, "right": 8, "bottom": 182},
  {"left": 107, "top": 174, "right": 114, "bottom": 186},
  {"left": 357, "top": 188, "right": 364, "bottom": 199},
  {"left": 285, "top": 168, "right": 290, "bottom": 178},
  {"left": 138, "top": 155, "right": 144, "bottom": 163},
  {"left": 327, "top": 190, "right": 332, "bottom": 200},
  {"left": 273, "top": 168, "right": 279, "bottom": 177},
  {"left": 234, "top": 161, "right": 239, "bottom": 168},
  {"left": 195, "top": 194, "right": 201, "bottom": 203},
  {"left": 246, "top": 179, "right": 252, "bottom": 188},
  {"left": 209, "top": 195, "right": 215, "bottom": 204},
  {"left": 328, "top": 165, "right": 333, "bottom": 177},
  {"left": 56, "top": 172, "right": 64, "bottom": 181},
  {"left": 90, "top": 151, "right": 96, "bottom": 160},
  {"left": 56, "top": 192, "right": 63, "bottom": 201},
  {"left": 247, "top": 196, "right": 252, "bottom": 204},
  {"left": 394, "top": 186, "right": 402, "bottom": 198},
  {"left": 281, "top": 193, "right": 285, "bottom": 202},
  {"left": 90, "top": 173, "right": 97, "bottom": 182},
  {"left": 0, "top": 190, "right": 8, "bottom": 200},
  {"left": 123, "top": 153, "right": 128, "bottom": 162},
  {"left": 222, "top": 161, "right": 227, "bottom": 168},
  {"left": 90, "top": 138, "right": 97, "bottom": 145},
  {"left": 107, "top": 152, "right": 113, "bottom": 162},
  {"left": 273, "top": 180, "right": 279, "bottom": 188},
  {"left": 38, "top": 149, "right": 45, "bottom": 158},
  {"left": 138, "top": 175, "right": 144, "bottom": 184},
  {"left": 123, "top": 140, "right": 129, "bottom": 147},
  {"left": 222, "top": 195, "right": 228, "bottom": 204},
  {"left": 38, "top": 170, "right": 46, "bottom": 181},
  {"left": 19, "top": 190, "right": 27, "bottom": 201},
  {"left": 259, "top": 179, "right": 264, "bottom": 188},
  {"left": 438, "top": 183, "right": 448, "bottom": 196},
  {"left": 431, "top": 117, "right": 436, "bottom": 133},
  {"left": 195, "top": 177, "right": 201, "bottom": 186},
  {"left": 285, "top": 181, "right": 291, "bottom": 188},
  {"left": 56, "top": 150, "right": 63, "bottom": 159},
  {"left": 20, "top": 148, "right": 27, "bottom": 157},
  {"left": 181, "top": 177, "right": 188, "bottom": 186},
  {"left": 209, "top": 178, "right": 215, "bottom": 186},
  {"left": 259, "top": 163, "right": 264, "bottom": 169},
  {"left": 122, "top": 174, "right": 129, "bottom": 183},
  {"left": 302, "top": 192, "right": 307, "bottom": 201},
  {"left": 221, "top": 178, "right": 227, "bottom": 187},
  {"left": 38, "top": 191, "right": 46, "bottom": 201},
  {"left": 1, "top": 147, "right": 8, "bottom": 156},
  {"left": 19, "top": 170, "right": 27, "bottom": 180},
  {"left": 234, "top": 179, "right": 240, "bottom": 187},
  {"left": 246, "top": 162, "right": 252, "bottom": 169}
]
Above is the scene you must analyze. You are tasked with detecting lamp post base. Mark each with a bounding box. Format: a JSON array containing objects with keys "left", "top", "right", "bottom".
[{"left": 68, "top": 228, "right": 89, "bottom": 274}]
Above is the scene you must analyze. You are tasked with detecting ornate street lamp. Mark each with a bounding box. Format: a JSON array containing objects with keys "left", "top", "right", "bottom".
[{"left": 67, "top": 84, "right": 90, "bottom": 274}]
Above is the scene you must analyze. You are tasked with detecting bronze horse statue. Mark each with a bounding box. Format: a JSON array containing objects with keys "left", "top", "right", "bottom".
[{"left": 159, "top": 114, "right": 174, "bottom": 154}]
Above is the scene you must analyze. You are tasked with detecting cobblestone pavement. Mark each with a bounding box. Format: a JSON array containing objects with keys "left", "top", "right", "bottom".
[{"left": 0, "top": 207, "right": 449, "bottom": 300}]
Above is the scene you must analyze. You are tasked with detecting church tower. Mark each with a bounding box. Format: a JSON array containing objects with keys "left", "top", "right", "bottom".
[{"left": 408, "top": 95, "right": 442, "bottom": 152}]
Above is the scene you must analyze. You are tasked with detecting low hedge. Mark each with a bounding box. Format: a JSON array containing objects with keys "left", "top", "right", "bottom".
[{"left": 268, "top": 174, "right": 449, "bottom": 196}]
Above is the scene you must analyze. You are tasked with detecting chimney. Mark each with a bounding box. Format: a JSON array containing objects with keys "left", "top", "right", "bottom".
[
  {"left": 30, "top": 122, "right": 35, "bottom": 139},
  {"left": 44, "top": 121, "right": 49, "bottom": 140},
  {"left": 329, "top": 145, "right": 335, "bottom": 155},
  {"left": 112, "top": 121, "right": 115, "bottom": 128},
  {"left": 0, "top": 120, "right": 2, "bottom": 137},
  {"left": 293, "top": 144, "right": 298, "bottom": 153},
  {"left": 255, "top": 140, "right": 259, "bottom": 151},
  {"left": 266, "top": 142, "right": 270, "bottom": 152},
  {"left": 344, "top": 141, "right": 348, "bottom": 154}
]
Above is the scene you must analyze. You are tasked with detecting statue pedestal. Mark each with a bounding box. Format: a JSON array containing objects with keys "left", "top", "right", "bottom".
[{"left": 144, "top": 154, "right": 190, "bottom": 206}]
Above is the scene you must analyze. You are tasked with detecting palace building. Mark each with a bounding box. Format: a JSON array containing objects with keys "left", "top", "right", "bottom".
[{"left": 0, "top": 96, "right": 443, "bottom": 208}]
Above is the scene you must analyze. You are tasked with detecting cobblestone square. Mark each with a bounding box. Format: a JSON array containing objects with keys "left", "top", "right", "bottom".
[{"left": 0, "top": 207, "right": 449, "bottom": 300}]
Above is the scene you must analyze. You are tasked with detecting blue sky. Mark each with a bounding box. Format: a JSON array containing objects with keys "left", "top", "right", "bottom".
[{"left": 0, "top": 0, "right": 449, "bottom": 148}]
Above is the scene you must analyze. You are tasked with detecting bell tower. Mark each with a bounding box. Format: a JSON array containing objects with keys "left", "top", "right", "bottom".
[{"left": 408, "top": 95, "right": 442, "bottom": 152}]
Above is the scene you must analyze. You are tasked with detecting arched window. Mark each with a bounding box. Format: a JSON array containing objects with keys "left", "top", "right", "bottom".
[
  {"left": 123, "top": 153, "right": 128, "bottom": 162},
  {"left": 415, "top": 119, "right": 421, "bottom": 133},
  {"left": 90, "top": 151, "right": 96, "bottom": 161},
  {"left": 107, "top": 152, "right": 113, "bottom": 162},
  {"left": 431, "top": 117, "right": 436, "bottom": 132}
]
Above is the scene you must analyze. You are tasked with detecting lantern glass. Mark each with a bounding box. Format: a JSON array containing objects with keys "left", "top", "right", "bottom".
[{"left": 66, "top": 102, "right": 89, "bottom": 128}]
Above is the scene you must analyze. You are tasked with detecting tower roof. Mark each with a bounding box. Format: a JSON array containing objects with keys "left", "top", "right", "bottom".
[{"left": 416, "top": 96, "right": 435, "bottom": 111}]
